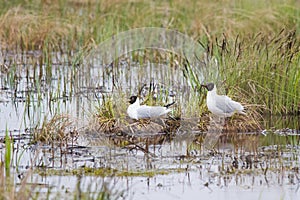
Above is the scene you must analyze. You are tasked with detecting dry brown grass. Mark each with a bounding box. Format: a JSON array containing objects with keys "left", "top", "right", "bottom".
[
  {"left": 0, "top": 6, "right": 75, "bottom": 50},
  {"left": 33, "top": 114, "right": 78, "bottom": 144},
  {"left": 1, "top": 0, "right": 299, "bottom": 51}
]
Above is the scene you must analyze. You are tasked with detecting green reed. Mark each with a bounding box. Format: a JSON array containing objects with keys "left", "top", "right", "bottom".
[
  {"left": 215, "top": 30, "right": 299, "bottom": 115},
  {"left": 5, "top": 127, "right": 12, "bottom": 177}
]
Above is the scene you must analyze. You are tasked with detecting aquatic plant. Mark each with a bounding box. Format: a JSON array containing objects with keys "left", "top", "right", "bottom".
[
  {"left": 5, "top": 127, "right": 11, "bottom": 177},
  {"left": 33, "top": 114, "right": 78, "bottom": 144},
  {"left": 0, "top": 130, "right": 35, "bottom": 199},
  {"left": 185, "top": 29, "right": 300, "bottom": 116},
  {"left": 94, "top": 101, "right": 118, "bottom": 133}
]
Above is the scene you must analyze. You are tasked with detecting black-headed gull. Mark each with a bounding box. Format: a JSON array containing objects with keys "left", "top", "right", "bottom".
[
  {"left": 127, "top": 96, "right": 175, "bottom": 120},
  {"left": 201, "top": 83, "right": 246, "bottom": 117}
]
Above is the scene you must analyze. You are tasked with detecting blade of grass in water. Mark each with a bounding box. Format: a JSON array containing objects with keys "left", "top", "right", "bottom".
[{"left": 5, "top": 126, "right": 11, "bottom": 177}]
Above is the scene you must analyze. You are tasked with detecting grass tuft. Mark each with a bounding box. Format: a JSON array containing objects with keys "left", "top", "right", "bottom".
[{"left": 33, "top": 114, "right": 78, "bottom": 144}]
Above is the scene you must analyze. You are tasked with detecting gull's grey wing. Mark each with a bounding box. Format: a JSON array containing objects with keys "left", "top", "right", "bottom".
[
  {"left": 136, "top": 105, "right": 169, "bottom": 119},
  {"left": 215, "top": 95, "right": 243, "bottom": 114},
  {"left": 136, "top": 106, "right": 151, "bottom": 118}
]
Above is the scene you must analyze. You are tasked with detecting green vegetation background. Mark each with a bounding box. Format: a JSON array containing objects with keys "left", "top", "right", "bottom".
[{"left": 0, "top": 0, "right": 299, "bottom": 114}]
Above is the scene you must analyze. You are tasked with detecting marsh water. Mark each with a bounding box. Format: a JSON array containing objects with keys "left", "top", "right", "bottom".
[{"left": 0, "top": 50, "right": 300, "bottom": 199}]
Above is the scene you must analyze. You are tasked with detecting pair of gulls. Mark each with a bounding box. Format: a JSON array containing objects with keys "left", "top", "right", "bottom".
[{"left": 127, "top": 83, "right": 245, "bottom": 120}]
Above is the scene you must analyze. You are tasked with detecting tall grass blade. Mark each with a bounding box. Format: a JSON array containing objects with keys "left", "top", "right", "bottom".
[{"left": 5, "top": 126, "right": 12, "bottom": 177}]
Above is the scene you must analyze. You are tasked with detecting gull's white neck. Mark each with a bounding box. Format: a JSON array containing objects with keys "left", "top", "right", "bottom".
[
  {"left": 206, "top": 85, "right": 222, "bottom": 117},
  {"left": 207, "top": 85, "right": 218, "bottom": 108},
  {"left": 127, "top": 97, "right": 141, "bottom": 120},
  {"left": 132, "top": 97, "right": 140, "bottom": 107},
  {"left": 208, "top": 85, "right": 217, "bottom": 96}
]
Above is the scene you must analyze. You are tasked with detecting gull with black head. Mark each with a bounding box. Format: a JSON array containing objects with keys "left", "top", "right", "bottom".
[
  {"left": 201, "top": 83, "right": 246, "bottom": 117},
  {"left": 127, "top": 95, "right": 175, "bottom": 120}
]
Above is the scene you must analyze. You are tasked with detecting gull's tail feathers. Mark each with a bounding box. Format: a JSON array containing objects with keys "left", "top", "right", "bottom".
[{"left": 164, "top": 101, "right": 175, "bottom": 108}]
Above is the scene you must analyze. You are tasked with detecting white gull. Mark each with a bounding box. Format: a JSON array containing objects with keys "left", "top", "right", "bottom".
[
  {"left": 201, "top": 83, "right": 246, "bottom": 117},
  {"left": 127, "top": 96, "right": 175, "bottom": 120}
]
